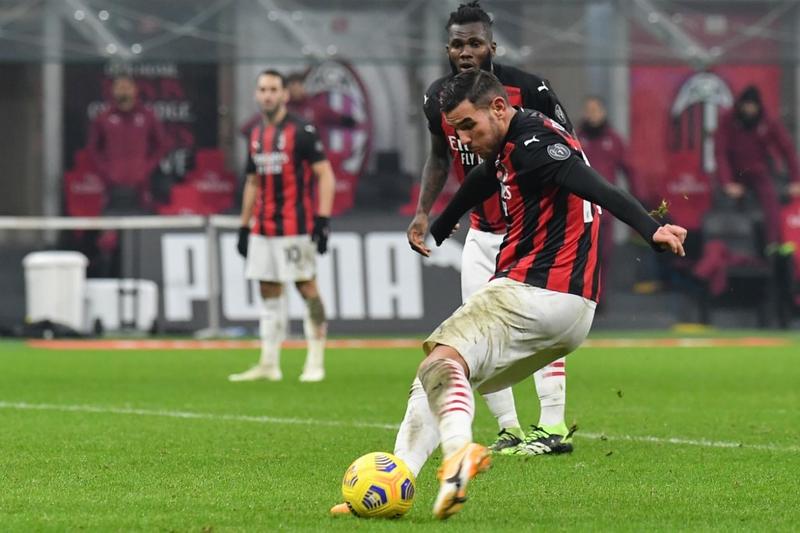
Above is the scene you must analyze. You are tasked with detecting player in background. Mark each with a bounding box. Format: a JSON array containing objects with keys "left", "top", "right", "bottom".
[
  {"left": 406, "top": 1, "right": 578, "bottom": 457},
  {"left": 229, "top": 70, "right": 335, "bottom": 383},
  {"left": 407, "top": 70, "right": 687, "bottom": 519}
]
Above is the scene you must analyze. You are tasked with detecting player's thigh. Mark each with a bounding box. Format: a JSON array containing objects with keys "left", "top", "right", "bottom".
[
  {"left": 276, "top": 235, "right": 317, "bottom": 282},
  {"left": 461, "top": 228, "right": 504, "bottom": 300},
  {"left": 245, "top": 234, "right": 281, "bottom": 282},
  {"left": 425, "top": 278, "right": 595, "bottom": 391}
]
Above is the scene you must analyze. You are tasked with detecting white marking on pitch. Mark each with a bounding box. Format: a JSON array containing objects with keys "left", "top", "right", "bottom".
[{"left": 1, "top": 401, "right": 797, "bottom": 453}]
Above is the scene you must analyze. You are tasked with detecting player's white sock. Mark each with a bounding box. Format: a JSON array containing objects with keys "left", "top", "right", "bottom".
[
  {"left": 420, "top": 358, "right": 474, "bottom": 458},
  {"left": 534, "top": 357, "right": 566, "bottom": 428},
  {"left": 258, "top": 296, "right": 285, "bottom": 369},
  {"left": 301, "top": 296, "right": 326, "bottom": 373},
  {"left": 482, "top": 388, "right": 521, "bottom": 430},
  {"left": 393, "top": 377, "right": 440, "bottom": 477}
]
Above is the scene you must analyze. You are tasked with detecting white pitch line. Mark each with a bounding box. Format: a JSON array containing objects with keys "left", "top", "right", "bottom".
[{"left": 1, "top": 401, "right": 797, "bottom": 453}]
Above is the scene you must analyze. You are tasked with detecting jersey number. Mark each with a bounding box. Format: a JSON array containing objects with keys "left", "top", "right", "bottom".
[
  {"left": 285, "top": 246, "right": 302, "bottom": 264},
  {"left": 583, "top": 200, "right": 601, "bottom": 223}
]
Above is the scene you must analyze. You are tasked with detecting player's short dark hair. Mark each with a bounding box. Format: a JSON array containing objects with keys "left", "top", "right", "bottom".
[
  {"left": 439, "top": 69, "right": 508, "bottom": 113},
  {"left": 257, "top": 69, "right": 286, "bottom": 87},
  {"left": 286, "top": 72, "right": 306, "bottom": 85},
  {"left": 446, "top": 1, "right": 493, "bottom": 33}
]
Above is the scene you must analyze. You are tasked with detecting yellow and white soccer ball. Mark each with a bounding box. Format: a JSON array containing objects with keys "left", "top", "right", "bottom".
[{"left": 341, "top": 452, "right": 416, "bottom": 518}]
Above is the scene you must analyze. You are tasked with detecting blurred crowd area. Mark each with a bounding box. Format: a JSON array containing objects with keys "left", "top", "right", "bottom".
[{"left": 2, "top": 0, "right": 800, "bottom": 324}]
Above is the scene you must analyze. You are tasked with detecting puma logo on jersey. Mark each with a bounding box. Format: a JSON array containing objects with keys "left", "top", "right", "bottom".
[
  {"left": 524, "top": 135, "right": 540, "bottom": 146},
  {"left": 537, "top": 82, "right": 548, "bottom": 92}
]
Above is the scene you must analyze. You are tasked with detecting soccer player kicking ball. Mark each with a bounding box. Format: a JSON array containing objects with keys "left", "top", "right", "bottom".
[
  {"left": 334, "top": 70, "right": 687, "bottom": 519},
  {"left": 229, "top": 69, "right": 335, "bottom": 383},
  {"left": 408, "top": 1, "right": 582, "bottom": 455}
]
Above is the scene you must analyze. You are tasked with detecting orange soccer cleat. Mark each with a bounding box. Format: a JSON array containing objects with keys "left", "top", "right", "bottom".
[{"left": 432, "top": 442, "right": 491, "bottom": 520}]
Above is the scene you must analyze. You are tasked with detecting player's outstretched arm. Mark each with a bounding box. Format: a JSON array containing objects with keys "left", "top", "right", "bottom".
[
  {"left": 407, "top": 133, "right": 451, "bottom": 257},
  {"left": 429, "top": 161, "right": 497, "bottom": 247},
  {"left": 556, "top": 160, "right": 687, "bottom": 256}
]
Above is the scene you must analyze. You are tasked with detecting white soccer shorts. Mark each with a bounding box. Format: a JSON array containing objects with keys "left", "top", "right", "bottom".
[
  {"left": 461, "top": 227, "right": 505, "bottom": 300},
  {"left": 245, "top": 234, "right": 317, "bottom": 283},
  {"left": 423, "top": 277, "right": 596, "bottom": 394}
]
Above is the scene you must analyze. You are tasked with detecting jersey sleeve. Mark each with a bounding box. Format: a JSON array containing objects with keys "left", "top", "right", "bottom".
[
  {"left": 423, "top": 82, "right": 444, "bottom": 136},
  {"left": 297, "top": 123, "right": 327, "bottom": 164},
  {"left": 244, "top": 142, "right": 256, "bottom": 175},
  {"left": 510, "top": 131, "right": 582, "bottom": 186},
  {"left": 524, "top": 78, "right": 575, "bottom": 133}
]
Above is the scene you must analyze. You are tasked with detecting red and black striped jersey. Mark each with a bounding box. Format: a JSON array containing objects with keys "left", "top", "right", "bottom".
[
  {"left": 493, "top": 109, "right": 602, "bottom": 302},
  {"left": 424, "top": 63, "right": 575, "bottom": 233},
  {"left": 245, "top": 113, "right": 327, "bottom": 236}
]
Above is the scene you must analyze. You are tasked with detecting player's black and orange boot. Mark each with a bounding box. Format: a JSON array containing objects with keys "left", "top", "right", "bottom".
[{"left": 432, "top": 442, "right": 491, "bottom": 520}]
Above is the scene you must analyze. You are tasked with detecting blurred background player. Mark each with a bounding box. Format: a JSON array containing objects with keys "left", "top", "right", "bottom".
[
  {"left": 87, "top": 74, "right": 167, "bottom": 214},
  {"left": 229, "top": 70, "right": 335, "bottom": 383},
  {"left": 714, "top": 85, "right": 800, "bottom": 255},
  {"left": 404, "top": 1, "right": 577, "bottom": 457},
  {"left": 238, "top": 71, "right": 355, "bottom": 140},
  {"left": 578, "top": 95, "right": 644, "bottom": 297}
]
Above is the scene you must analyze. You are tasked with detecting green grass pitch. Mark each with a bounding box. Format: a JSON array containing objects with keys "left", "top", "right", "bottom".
[{"left": 1, "top": 333, "right": 799, "bottom": 531}]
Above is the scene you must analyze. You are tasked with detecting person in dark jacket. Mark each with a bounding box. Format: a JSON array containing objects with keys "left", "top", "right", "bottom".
[{"left": 714, "top": 85, "right": 800, "bottom": 250}]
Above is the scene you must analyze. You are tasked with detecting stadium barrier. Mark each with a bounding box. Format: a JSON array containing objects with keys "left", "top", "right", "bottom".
[{"left": 0, "top": 215, "right": 466, "bottom": 336}]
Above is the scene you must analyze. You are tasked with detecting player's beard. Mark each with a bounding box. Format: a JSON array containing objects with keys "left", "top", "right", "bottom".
[
  {"left": 114, "top": 94, "right": 133, "bottom": 109},
  {"left": 449, "top": 55, "right": 493, "bottom": 75},
  {"left": 736, "top": 107, "right": 762, "bottom": 130},
  {"left": 580, "top": 119, "right": 607, "bottom": 138},
  {"left": 262, "top": 104, "right": 282, "bottom": 122}
]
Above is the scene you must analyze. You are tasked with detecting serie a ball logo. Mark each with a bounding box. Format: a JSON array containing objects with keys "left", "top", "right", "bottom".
[{"left": 341, "top": 452, "right": 416, "bottom": 518}]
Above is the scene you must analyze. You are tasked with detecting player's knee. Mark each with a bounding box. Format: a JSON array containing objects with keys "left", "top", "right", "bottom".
[
  {"left": 260, "top": 281, "right": 283, "bottom": 299},
  {"left": 418, "top": 345, "right": 469, "bottom": 378},
  {"left": 295, "top": 279, "right": 319, "bottom": 300}
]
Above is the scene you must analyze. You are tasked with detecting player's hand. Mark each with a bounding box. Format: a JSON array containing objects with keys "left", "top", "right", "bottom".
[
  {"left": 429, "top": 216, "right": 460, "bottom": 247},
  {"left": 788, "top": 182, "right": 800, "bottom": 197},
  {"left": 311, "top": 216, "right": 330, "bottom": 254},
  {"left": 723, "top": 183, "right": 745, "bottom": 199},
  {"left": 407, "top": 213, "right": 431, "bottom": 257},
  {"left": 652, "top": 224, "right": 688, "bottom": 257},
  {"left": 237, "top": 226, "right": 250, "bottom": 258}
]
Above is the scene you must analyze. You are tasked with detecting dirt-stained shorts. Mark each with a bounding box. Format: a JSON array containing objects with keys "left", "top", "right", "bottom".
[
  {"left": 423, "top": 277, "right": 596, "bottom": 394},
  {"left": 245, "top": 234, "right": 316, "bottom": 283}
]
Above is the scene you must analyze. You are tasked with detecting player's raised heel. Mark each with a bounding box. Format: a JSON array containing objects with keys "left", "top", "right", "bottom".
[{"left": 433, "top": 442, "right": 491, "bottom": 520}]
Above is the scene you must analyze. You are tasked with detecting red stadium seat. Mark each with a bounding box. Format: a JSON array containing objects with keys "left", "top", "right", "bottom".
[
  {"left": 64, "top": 169, "right": 105, "bottom": 217},
  {"left": 183, "top": 168, "right": 235, "bottom": 214},
  {"left": 72, "top": 148, "right": 96, "bottom": 171},
  {"left": 158, "top": 183, "right": 207, "bottom": 215},
  {"left": 194, "top": 148, "right": 226, "bottom": 173},
  {"left": 781, "top": 199, "right": 800, "bottom": 281}
]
